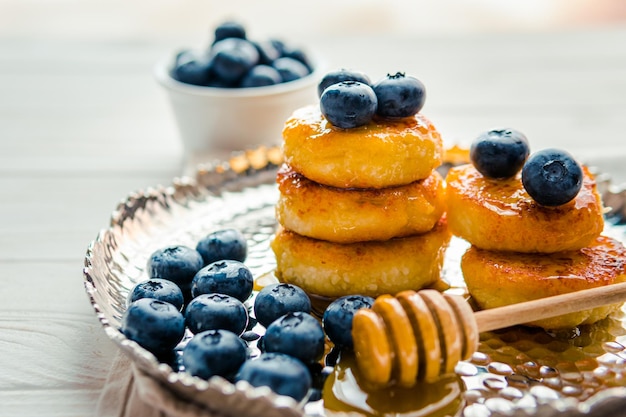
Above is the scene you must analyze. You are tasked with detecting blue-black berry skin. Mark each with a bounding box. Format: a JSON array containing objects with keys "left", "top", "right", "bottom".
[
  {"left": 253, "top": 41, "right": 281, "bottom": 65},
  {"left": 146, "top": 245, "right": 204, "bottom": 296},
  {"left": 470, "top": 128, "right": 531, "bottom": 179},
  {"left": 183, "top": 330, "right": 248, "bottom": 380},
  {"left": 253, "top": 283, "right": 312, "bottom": 327},
  {"left": 205, "top": 74, "right": 238, "bottom": 88},
  {"left": 213, "top": 21, "right": 246, "bottom": 44},
  {"left": 185, "top": 293, "right": 249, "bottom": 335},
  {"left": 317, "top": 68, "right": 371, "bottom": 97},
  {"left": 269, "top": 39, "right": 286, "bottom": 56},
  {"left": 272, "top": 57, "right": 310, "bottom": 83},
  {"left": 322, "top": 295, "right": 375, "bottom": 348},
  {"left": 196, "top": 229, "right": 248, "bottom": 266},
  {"left": 190, "top": 260, "right": 254, "bottom": 302},
  {"left": 282, "top": 47, "right": 314, "bottom": 72},
  {"left": 121, "top": 298, "right": 185, "bottom": 356},
  {"left": 263, "top": 312, "right": 325, "bottom": 364},
  {"left": 241, "top": 330, "right": 260, "bottom": 342},
  {"left": 320, "top": 81, "right": 378, "bottom": 129},
  {"left": 373, "top": 72, "right": 426, "bottom": 118},
  {"left": 235, "top": 352, "right": 312, "bottom": 401},
  {"left": 521, "top": 148, "right": 583, "bottom": 206},
  {"left": 240, "top": 65, "right": 282, "bottom": 88},
  {"left": 172, "top": 23, "right": 315, "bottom": 89},
  {"left": 209, "top": 38, "right": 260, "bottom": 83},
  {"left": 171, "top": 51, "right": 213, "bottom": 86},
  {"left": 128, "top": 278, "right": 184, "bottom": 310}
]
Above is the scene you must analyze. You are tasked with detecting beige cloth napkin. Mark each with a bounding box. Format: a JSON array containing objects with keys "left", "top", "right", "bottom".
[{"left": 95, "top": 352, "right": 219, "bottom": 417}]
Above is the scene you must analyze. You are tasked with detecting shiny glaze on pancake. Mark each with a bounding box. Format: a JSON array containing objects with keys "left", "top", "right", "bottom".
[
  {"left": 446, "top": 164, "right": 604, "bottom": 253},
  {"left": 276, "top": 164, "right": 445, "bottom": 243},
  {"left": 462, "top": 235, "right": 626, "bottom": 329},
  {"left": 282, "top": 105, "right": 443, "bottom": 189}
]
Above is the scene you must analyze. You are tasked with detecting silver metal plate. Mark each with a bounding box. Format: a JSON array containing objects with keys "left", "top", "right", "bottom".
[{"left": 84, "top": 147, "right": 626, "bottom": 417}]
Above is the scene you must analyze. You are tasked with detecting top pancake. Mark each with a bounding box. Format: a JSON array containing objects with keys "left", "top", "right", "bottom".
[
  {"left": 446, "top": 164, "right": 604, "bottom": 253},
  {"left": 282, "top": 105, "right": 443, "bottom": 189}
]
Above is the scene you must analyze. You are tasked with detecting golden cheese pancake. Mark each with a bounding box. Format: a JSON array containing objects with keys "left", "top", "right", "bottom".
[
  {"left": 282, "top": 105, "right": 443, "bottom": 189},
  {"left": 270, "top": 219, "right": 451, "bottom": 299},
  {"left": 275, "top": 164, "right": 446, "bottom": 243},
  {"left": 446, "top": 164, "right": 604, "bottom": 253},
  {"left": 462, "top": 235, "right": 626, "bottom": 329}
]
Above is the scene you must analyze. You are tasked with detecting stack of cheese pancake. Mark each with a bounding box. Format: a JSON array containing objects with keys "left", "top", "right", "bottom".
[
  {"left": 446, "top": 146, "right": 626, "bottom": 330},
  {"left": 271, "top": 103, "right": 452, "bottom": 299}
]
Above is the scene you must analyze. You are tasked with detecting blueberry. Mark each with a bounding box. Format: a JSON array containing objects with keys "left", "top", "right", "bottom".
[
  {"left": 241, "top": 330, "right": 261, "bottom": 342},
  {"left": 183, "top": 330, "right": 247, "bottom": 380},
  {"left": 185, "top": 293, "right": 249, "bottom": 335},
  {"left": 322, "top": 295, "right": 375, "bottom": 348},
  {"left": 272, "top": 57, "right": 310, "bottom": 83},
  {"left": 205, "top": 74, "right": 238, "bottom": 88},
  {"left": 171, "top": 51, "right": 213, "bottom": 86},
  {"left": 209, "top": 38, "right": 260, "bottom": 83},
  {"left": 257, "top": 335, "right": 266, "bottom": 353},
  {"left": 320, "top": 81, "right": 377, "bottom": 129},
  {"left": 282, "top": 47, "right": 314, "bottom": 72},
  {"left": 253, "top": 283, "right": 311, "bottom": 327},
  {"left": 325, "top": 346, "right": 340, "bottom": 367},
  {"left": 245, "top": 316, "right": 258, "bottom": 331},
  {"left": 213, "top": 21, "right": 246, "bottom": 43},
  {"left": 269, "top": 39, "right": 286, "bottom": 56},
  {"left": 128, "top": 278, "right": 184, "bottom": 311},
  {"left": 146, "top": 245, "right": 204, "bottom": 297},
  {"left": 373, "top": 72, "right": 426, "bottom": 118},
  {"left": 253, "top": 41, "right": 281, "bottom": 65},
  {"left": 308, "top": 364, "right": 332, "bottom": 400},
  {"left": 317, "top": 69, "right": 371, "bottom": 97},
  {"left": 196, "top": 228, "right": 248, "bottom": 266},
  {"left": 521, "top": 148, "right": 583, "bottom": 206},
  {"left": 191, "top": 260, "right": 253, "bottom": 302},
  {"left": 470, "top": 128, "right": 531, "bottom": 179},
  {"left": 240, "top": 65, "right": 282, "bottom": 88},
  {"left": 264, "top": 312, "right": 325, "bottom": 364},
  {"left": 174, "top": 49, "right": 195, "bottom": 67},
  {"left": 121, "top": 298, "right": 185, "bottom": 356},
  {"left": 235, "top": 352, "right": 312, "bottom": 401},
  {"left": 308, "top": 388, "right": 322, "bottom": 402}
]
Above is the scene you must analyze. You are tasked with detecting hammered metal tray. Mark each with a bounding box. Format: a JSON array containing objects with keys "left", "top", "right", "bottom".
[{"left": 84, "top": 146, "right": 626, "bottom": 417}]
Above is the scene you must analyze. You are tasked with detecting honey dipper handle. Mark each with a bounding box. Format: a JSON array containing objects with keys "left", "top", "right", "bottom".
[{"left": 474, "top": 282, "right": 626, "bottom": 332}]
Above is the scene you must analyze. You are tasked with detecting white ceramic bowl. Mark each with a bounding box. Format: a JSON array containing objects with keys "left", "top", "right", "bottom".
[{"left": 154, "top": 54, "right": 321, "bottom": 154}]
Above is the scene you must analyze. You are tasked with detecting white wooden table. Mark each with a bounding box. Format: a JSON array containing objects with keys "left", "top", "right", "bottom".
[{"left": 2, "top": 26, "right": 626, "bottom": 417}]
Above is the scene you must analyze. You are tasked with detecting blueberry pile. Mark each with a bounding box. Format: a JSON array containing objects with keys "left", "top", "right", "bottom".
[
  {"left": 171, "top": 21, "right": 313, "bottom": 88},
  {"left": 318, "top": 69, "right": 426, "bottom": 129},
  {"left": 470, "top": 128, "right": 583, "bottom": 206},
  {"left": 120, "top": 227, "right": 374, "bottom": 402}
]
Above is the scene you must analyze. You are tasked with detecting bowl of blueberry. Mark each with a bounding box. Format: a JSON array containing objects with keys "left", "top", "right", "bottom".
[{"left": 155, "top": 21, "right": 320, "bottom": 154}]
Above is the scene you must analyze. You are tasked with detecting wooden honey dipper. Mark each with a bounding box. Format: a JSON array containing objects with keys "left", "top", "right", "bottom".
[{"left": 351, "top": 283, "right": 626, "bottom": 388}]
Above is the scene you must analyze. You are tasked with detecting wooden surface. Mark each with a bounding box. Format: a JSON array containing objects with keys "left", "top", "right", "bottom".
[{"left": 1, "top": 17, "right": 626, "bottom": 417}]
